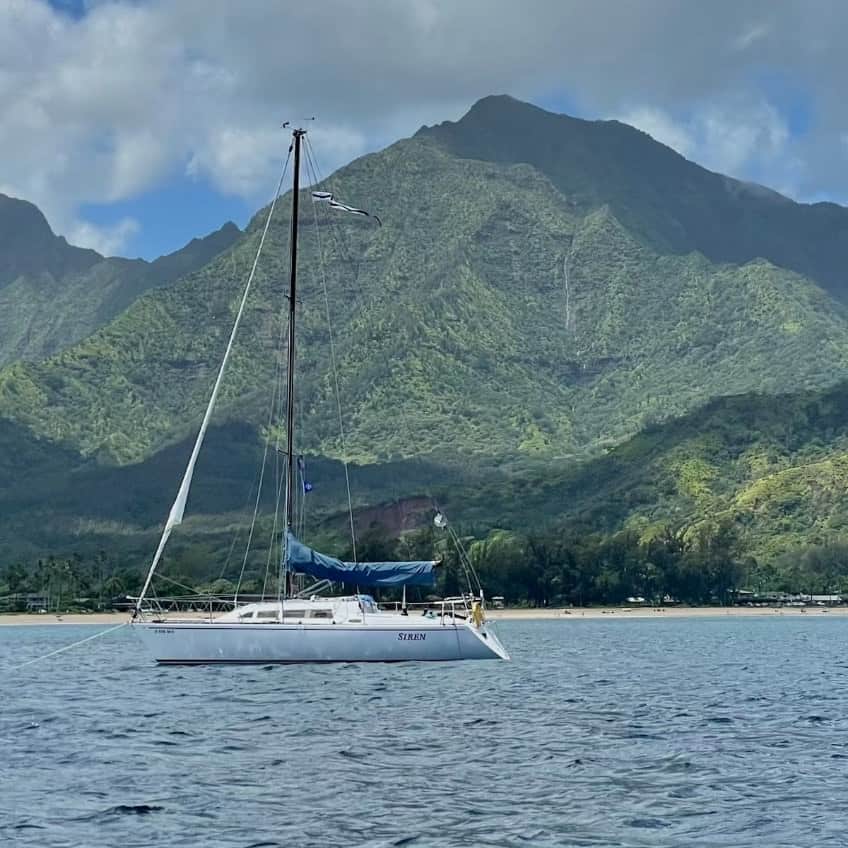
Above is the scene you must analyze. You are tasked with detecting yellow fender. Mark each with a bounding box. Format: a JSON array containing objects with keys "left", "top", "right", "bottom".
[{"left": 470, "top": 601, "right": 485, "bottom": 628}]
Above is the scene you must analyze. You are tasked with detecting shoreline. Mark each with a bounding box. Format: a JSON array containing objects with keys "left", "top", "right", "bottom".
[
  {"left": 1, "top": 605, "right": 847, "bottom": 626},
  {"left": 488, "top": 606, "right": 848, "bottom": 620}
]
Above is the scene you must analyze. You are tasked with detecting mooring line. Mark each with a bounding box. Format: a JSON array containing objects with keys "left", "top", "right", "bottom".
[{"left": 5, "top": 621, "right": 129, "bottom": 673}]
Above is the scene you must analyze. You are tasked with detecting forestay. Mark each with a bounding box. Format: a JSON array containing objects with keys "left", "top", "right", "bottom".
[{"left": 285, "top": 531, "right": 437, "bottom": 587}]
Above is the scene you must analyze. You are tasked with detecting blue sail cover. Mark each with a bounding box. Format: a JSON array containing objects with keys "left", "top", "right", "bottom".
[{"left": 285, "top": 532, "right": 437, "bottom": 587}]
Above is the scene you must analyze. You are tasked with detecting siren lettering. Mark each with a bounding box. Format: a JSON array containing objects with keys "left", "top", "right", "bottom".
[{"left": 398, "top": 632, "right": 426, "bottom": 641}]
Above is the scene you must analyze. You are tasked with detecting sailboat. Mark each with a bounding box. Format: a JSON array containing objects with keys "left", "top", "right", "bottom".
[{"left": 131, "top": 127, "right": 509, "bottom": 664}]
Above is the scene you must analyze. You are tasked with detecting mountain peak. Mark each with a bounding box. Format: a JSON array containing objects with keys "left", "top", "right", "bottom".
[
  {"left": 0, "top": 192, "right": 243, "bottom": 365},
  {"left": 417, "top": 95, "right": 848, "bottom": 300},
  {"left": 148, "top": 219, "right": 241, "bottom": 284},
  {"left": 421, "top": 93, "right": 602, "bottom": 140},
  {"left": 0, "top": 193, "right": 102, "bottom": 286},
  {"left": 417, "top": 94, "right": 562, "bottom": 145},
  {"left": 465, "top": 93, "right": 532, "bottom": 114},
  {"left": 0, "top": 193, "right": 55, "bottom": 240}
]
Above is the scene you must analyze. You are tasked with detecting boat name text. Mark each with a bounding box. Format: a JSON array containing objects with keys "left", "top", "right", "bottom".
[{"left": 398, "top": 632, "right": 426, "bottom": 641}]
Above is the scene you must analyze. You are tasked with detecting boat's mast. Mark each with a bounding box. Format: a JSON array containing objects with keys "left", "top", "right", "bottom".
[{"left": 284, "top": 129, "right": 305, "bottom": 543}]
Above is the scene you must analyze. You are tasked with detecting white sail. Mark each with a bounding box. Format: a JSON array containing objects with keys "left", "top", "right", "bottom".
[{"left": 134, "top": 156, "right": 290, "bottom": 613}]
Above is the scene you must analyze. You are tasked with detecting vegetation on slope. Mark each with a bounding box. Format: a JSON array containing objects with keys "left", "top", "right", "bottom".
[
  {"left": 462, "top": 380, "right": 848, "bottom": 566},
  {"left": 2, "top": 128, "right": 848, "bottom": 472},
  {"left": 7, "top": 377, "right": 848, "bottom": 605},
  {"left": 3, "top": 96, "right": 848, "bottom": 586},
  {"left": 422, "top": 95, "right": 848, "bottom": 301},
  {"left": 0, "top": 192, "right": 240, "bottom": 365}
]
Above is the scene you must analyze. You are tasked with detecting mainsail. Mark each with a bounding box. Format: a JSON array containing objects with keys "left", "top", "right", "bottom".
[{"left": 285, "top": 532, "right": 437, "bottom": 588}]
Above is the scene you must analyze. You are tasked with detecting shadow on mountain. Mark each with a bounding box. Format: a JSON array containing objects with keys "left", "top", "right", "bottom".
[
  {"left": 496, "top": 378, "right": 848, "bottom": 533},
  {"left": 0, "top": 419, "right": 488, "bottom": 557},
  {"left": 421, "top": 95, "right": 848, "bottom": 301}
]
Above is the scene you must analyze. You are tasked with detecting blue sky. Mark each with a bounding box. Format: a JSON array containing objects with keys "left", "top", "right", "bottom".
[
  {"left": 4, "top": 1, "right": 846, "bottom": 259},
  {"left": 79, "top": 177, "right": 255, "bottom": 259}
]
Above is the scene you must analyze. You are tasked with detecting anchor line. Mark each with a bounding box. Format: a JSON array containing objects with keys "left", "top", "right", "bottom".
[{"left": 5, "top": 621, "right": 128, "bottom": 673}]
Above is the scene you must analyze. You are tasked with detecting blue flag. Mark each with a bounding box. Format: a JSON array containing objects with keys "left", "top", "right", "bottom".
[{"left": 297, "top": 455, "right": 313, "bottom": 494}]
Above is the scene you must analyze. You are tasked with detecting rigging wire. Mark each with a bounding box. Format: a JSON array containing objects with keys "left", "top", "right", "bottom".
[
  {"left": 266, "top": 289, "right": 291, "bottom": 603},
  {"left": 232, "top": 138, "right": 298, "bottom": 603},
  {"left": 151, "top": 572, "right": 236, "bottom": 612},
  {"left": 304, "top": 137, "right": 368, "bottom": 310},
  {"left": 263, "top": 467, "right": 286, "bottom": 600},
  {"left": 143, "top": 143, "right": 293, "bottom": 608},
  {"left": 232, "top": 430, "right": 273, "bottom": 601},
  {"left": 303, "top": 137, "right": 358, "bottom": 561},
  {"left": 448, "top": 524, "right": 483, "bottom": 596},
  {"left": 305, "top": 136, "right": 472, "bottom": 597},
  {"left": 305, "top": 136, "right": 482, "bottom": 603},
  {"left": 296, "top": 402, "right": 308, "bottom": 539},
  {"left": 218, "top": 245, "right": 282, "bottom": 592},
  {"left": 216, "top": 248, "right": 253, "bottom": 583},
  {"left": 306, "top": 136, "right": 438, "bottom": 581},
  {"left": 432, "top": 501, "right": 483, "bottom": 599},
  {"left": 234, "top": 270, "right": 289, "bottom": 602},
  {"left": 304, "top": 137, "right": 379, "bottom": 340}
]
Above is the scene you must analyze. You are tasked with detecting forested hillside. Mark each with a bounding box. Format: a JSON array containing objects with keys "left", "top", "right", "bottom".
[
  {"left": 2, "top": 95, "right": 848, "bottom": 582},
  {"left": 0, "top": 193, "right": 240, "bottom": 365}
]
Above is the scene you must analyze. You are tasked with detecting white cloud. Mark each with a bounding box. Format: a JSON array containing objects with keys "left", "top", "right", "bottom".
[
  {"left": 109, "top": 129, "right": 175, "bottom": 200},
  {"left": 618, "top": 107, "right": 695, "bottom": 159},
  {"left": 67, "top": 216, "right": 140, "bottom": 255},
  {"left": 186, "top": 126, "right": 282, "bottom": 198},
  {"left": 699, "top": 101, "right": 789, "bottom": 175},
  {"left": 621, "top": 98, "right": 796, "bottom": 190},
  {"left": 733, "top": 22, "right": 771, "bottom": 52},
  {"left": 1, "top": 0, "right": 847, "bottom": 256}
]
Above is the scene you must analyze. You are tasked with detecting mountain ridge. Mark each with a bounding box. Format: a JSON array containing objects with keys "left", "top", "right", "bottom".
[
  {"left": 476, "top": 378, "right": 848, "bottom": 563},
  {"left": 0, "top": 194, "right": 101, "bottom": 286},
  {"left": 3, "top": 94, "right": 848, "bottom": 569},
  {"left": 0, "top": 194, "right": 241, "bottom": 365},
  {"left": 4, "top": 97, "right": 848, "bottom": 464},
  {"left": 419, "top": 94, "right": 848, "bottom": 300}
]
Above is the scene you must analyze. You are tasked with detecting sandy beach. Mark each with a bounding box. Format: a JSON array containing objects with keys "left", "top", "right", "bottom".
[
  {"left": 1, "top": 606, "right": 846, "bottom": 626},
  {"left": 488, "top": 605, "right": 848, "bottom": 620}
]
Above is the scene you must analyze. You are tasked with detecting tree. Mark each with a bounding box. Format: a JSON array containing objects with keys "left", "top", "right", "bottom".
[{"left": 1, "top": 563, "right": 28, "bottom": 595}]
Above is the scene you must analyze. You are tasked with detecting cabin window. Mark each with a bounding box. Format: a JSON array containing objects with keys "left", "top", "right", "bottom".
[
  {"left": 282, "top": 610, "right": 307, "bottom": 619},
  {"left": 309, "top": 609, "right": 333, "bottom": 619},
  {"left": 256, "top": 610, "right": 279, "bottom": 619}
]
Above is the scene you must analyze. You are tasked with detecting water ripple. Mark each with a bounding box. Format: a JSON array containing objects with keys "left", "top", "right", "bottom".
[{"left": 3, "top": 618, "right": 848, "bottom": 846}]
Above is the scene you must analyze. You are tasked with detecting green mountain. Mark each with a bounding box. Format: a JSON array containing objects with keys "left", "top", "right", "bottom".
[
  {"left": 422, "top": 95, "right": 848, "bottom": 301},
  {"left": 0, "top": 193, "right": 241, "bottom": 365},
  {"left": 464, "top": 379, "right": 848, "bottom": 561},
  {"left": 3, "top": 95, "right": 848, "bottom": 567}
]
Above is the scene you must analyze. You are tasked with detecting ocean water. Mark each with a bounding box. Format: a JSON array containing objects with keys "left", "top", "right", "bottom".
[{"left": 1, "top": 617, "right": 847, "bottom": 847}]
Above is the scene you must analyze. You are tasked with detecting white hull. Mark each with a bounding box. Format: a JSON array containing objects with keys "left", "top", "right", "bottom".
[{"left": 132, "top": 620, "right": 509, "bottom": 664}]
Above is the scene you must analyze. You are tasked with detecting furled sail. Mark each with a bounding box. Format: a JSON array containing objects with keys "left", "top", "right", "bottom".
[{"left": 285, "top": 532, "right": 437, "bottom": 587}]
